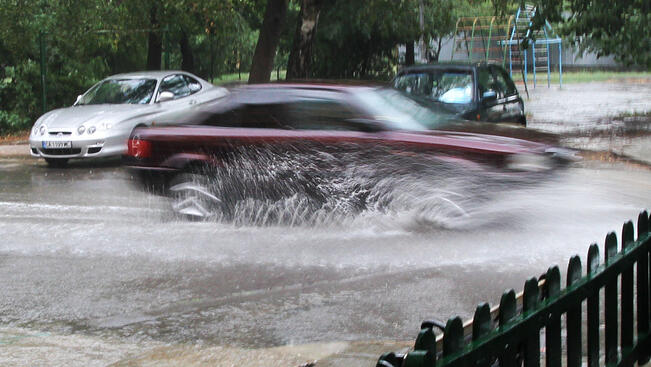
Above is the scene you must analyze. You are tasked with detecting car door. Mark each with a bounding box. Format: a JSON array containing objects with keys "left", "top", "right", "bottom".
[
  {"left": 476, "top": 66, "right": 503, "bottom": 122},
  {"left": 154, "top": 74, "right": 200, "bottom": 124},
  {"left": 489, "top": 65, "right": 523, "bottom": 123}
]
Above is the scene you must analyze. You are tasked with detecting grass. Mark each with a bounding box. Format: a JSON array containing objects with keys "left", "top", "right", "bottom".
[
  {"left": 211, "top": 70, "right": 650, "bottom": 86},
  {"left": 615, "top": 110, "right": 651, "bottom": 119},
  {"left": 510, "top": 70, "right": 651, "bottom": 84},
  {"left": 211, "top": 70, "right": 287, "bottom": 85}
]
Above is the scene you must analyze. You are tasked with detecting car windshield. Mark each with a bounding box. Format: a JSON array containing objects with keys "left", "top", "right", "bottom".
[
  {"left": 78, "top": 78, "right": 158, "bottom": 105},
  {"left": 354, "top": 88, "right": 450, "bottom": 130},
  {"left": 394, "top": 71, "right": 474, "bottom": 104}
]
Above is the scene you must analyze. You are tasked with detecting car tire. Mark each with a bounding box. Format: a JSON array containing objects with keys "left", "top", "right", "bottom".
[
  {"left": 168, "top": 173, "right": 221, "bottom": 220},
  {"left": 519, "top": 115, "right": 527, "bottom": 126},
  {"left": 45, "top": 158, "right": 69, "bottom": 168}
]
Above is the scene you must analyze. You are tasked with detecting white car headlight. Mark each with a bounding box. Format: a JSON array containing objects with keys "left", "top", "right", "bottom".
[
  {"left": 87, "top": 126, "right": 96, "bottom": 134},
  {"left": 39, "top": 125, "right": 47, "bottom": 136},
  {"left": 77, "top": 125, "right": 86, "bottom": 135}
]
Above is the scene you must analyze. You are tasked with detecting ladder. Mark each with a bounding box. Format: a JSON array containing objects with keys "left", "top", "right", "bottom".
[{"left": 507, "top": 4, "right": 563, "bottom": 88}]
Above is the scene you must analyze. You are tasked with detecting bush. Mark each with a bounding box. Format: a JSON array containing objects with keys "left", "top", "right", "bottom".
[{"left": 0, "top": 110, "right": 30, "bottom": 135}]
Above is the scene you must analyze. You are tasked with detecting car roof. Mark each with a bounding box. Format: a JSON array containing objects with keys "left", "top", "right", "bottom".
[
  {"left": 198, "top": 83, "right": 383, "bottom": 113},
  {"left": 241, "top": 83, "right": 378, "bottom": 93},
  {"left": 105, "top": 70, "right": 200, "bottom": 80},
  {"left": 396, "top": 61, "right": 501, "bottom": 75},
  {"left": 225, "top": 83, "right": 379, "bottom": 103}
]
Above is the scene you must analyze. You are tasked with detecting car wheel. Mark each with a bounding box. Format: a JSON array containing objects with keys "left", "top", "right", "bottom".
[
  {"left": 44, "top": 158, "right": 69, "bottom": 168},
  {"left": 519, "top": 115, "right": 527, "bottom": 126},
  {"left": 168, "top": 173, "right": 221, "bottom": 220}
]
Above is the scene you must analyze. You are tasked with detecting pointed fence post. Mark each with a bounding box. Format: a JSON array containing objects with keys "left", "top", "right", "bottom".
[
  {"left": 636, "top": 211, "right": 650, "bottom": 365},
  {"left": 499, "top": 290, "right": 518, "bottom": 367},
  {"left": 523, "top": 277, "right": 540, "bottom": 367},
  {"left": 472, "top": 303, "right": 492, "bottom": 367},
  {"left": 472, "top": 303, "right": 492, "bottom": 341},
  {"left": 443, "top": 316, "right": 464, "bottom": 358},
  {"left": 544, "top": 266, "right": 561, "bottom": 367},
  {"left": 566, "top": 256, "right": 582, "bottom": 367},
  {"left": 586, "top": 244, "right": 600, "bottom": 367},
  {"left": 604, "top": 232, "right": 619, "bottom": 364},
  {"left": 409, "top": 321, "right": 438, "bottom": 367},
  {"left": 621, "top": 221, "right": 635, "bottom": 359}
]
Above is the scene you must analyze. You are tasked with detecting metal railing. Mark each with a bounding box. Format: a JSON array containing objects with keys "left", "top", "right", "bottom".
[{"left": 378, "top": 210, "right": 651, "bottom": 367}]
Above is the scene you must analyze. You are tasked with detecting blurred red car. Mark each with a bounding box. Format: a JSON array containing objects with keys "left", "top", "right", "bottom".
[{"left": 124, "top": 84, "right": 574, "bottom": 218}]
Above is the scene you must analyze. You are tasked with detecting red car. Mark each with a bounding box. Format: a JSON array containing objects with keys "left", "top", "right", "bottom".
[{"left": 124, "top": 84, "right": 573, "bottom": 219}]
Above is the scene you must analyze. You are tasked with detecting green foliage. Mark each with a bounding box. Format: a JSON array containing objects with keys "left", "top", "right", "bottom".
[
  {"left": 560, "top": 0, "right": 650, "bottom": 68},
  {"left": 0, "top": 63, "right": 41, "bottom": 134},
  {"left": 311, "top": 0, "right": 484, "bottom": 78},
  {"left": 499, "top": 0, "right": 649, "bottom": 68},
  {"left": 1, "top": 0, "right": 647, "bottom": 136},
  {"left": 0, "top": 0, "right": 264, "bottom": 134},
  {"left": 312, "top": 0, "right": 422, "bottom": 79}
]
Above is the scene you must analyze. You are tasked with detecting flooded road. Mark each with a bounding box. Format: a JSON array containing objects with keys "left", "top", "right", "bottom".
[
  {"left": 1, "top": 79, "right": 650, "bottom": 366},
  {"left": 1, "top": 155, "right": 650, "bottom": 365}
]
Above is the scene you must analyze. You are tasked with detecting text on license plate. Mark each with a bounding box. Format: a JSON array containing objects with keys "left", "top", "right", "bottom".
[{"left": 42, "top": 141, "right": 72, "bottom": 149}]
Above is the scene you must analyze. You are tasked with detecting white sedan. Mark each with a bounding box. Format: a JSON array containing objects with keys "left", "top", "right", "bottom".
[{"left": 29, "top": 71, "right": 228, "bottom": 166}]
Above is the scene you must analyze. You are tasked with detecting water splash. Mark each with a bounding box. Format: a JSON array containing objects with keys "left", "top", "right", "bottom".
[{"left": 168, "top": 143, "right": 545, "bottom": 229}]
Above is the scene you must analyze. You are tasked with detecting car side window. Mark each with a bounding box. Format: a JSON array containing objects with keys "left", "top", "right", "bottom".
[
  {"left": 159, "top": 74, "right": 191, "bottom": 100},
  {"left": 240, "top": 104, "right": 288, "bottom": 129},
  {"left": 285, "top": 99, "right": 362, "bottom": 131},
  {"left": 491, "top": 66, "right": 518, "bottom": 97},
  {"left": 201, "top": 103, "right": 286, "bottom": 129},
  {"left": 183, "top": 75, "right": 202, "bottom": 94},
  {"left": 202, "top": 108, "right": 242, "bottom": 127},
  {"left": 394, "top": 73, "right": 433, "bottom": 98},
  {"left": 477, "top": 67, "right": 499, "bottom": 97}
]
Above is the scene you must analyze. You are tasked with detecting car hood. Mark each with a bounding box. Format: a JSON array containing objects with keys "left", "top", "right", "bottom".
[
  {"left": 406, "top": 129, "right": 549, "bottom": 154},
  {"left": 435, "top": 120, "right": 561, "bottom": 145},
  {"left": 36, "top": 104, "right": 156, "bottom": 130}
]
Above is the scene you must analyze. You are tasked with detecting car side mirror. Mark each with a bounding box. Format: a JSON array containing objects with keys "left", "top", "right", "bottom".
[
  {"left": 482, "top": 90, "right": 497, "bottom": 103},
  {"left": 74, "top": 95, "right": 83, "bottom": 105},
  {"left": 157, "top": 91, "right": 175, "bottom": 103}
]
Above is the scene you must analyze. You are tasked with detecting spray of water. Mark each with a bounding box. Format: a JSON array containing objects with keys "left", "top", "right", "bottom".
[{"left": 168, "top": 143, "right": 547, "bottom": 230}]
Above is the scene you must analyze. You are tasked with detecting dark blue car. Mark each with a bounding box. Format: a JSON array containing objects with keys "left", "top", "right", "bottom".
[{"left": 393, "top": 62, "right": 527, "bottom": 126}]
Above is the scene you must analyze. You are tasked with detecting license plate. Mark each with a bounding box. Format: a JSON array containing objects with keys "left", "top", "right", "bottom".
[{"left": 42, "top": 141, "right": 72, "bottom": 149}]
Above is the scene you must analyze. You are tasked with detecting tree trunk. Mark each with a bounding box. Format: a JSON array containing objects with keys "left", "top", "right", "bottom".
[
  {"left": 418, "top": 0, "right": 427, "bottom": 62},
  {"left": 146, "top": 5, "right": 162, "bottom": 70},
  {"left": 405, "top": 42, "right": 415, "bottom": 66},
  {"left": 180, "top": 30, "right": 194, "bottom": 73},
  {"left": 249, "top": 0, "right": 289, "bottom": 83},
  {"left": 430, "top": 37, "right": 443, "bottom": 62},
  {"left": 287, "top": 0, "right": 323, "bottom": 79}
]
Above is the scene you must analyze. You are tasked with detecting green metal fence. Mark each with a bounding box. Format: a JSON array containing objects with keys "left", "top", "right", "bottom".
[{"left": 378, "top": 210, "right": 650, "bottom": 367}]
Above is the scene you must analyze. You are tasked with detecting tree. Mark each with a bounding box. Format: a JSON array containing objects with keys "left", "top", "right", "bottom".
[
  {"left": 249, "top": 0, "right": 289, "bottom": 83},
  {"left": 560, "top": 0, "right": 650, "bottom": 68},
  {"left": 146, "top": 2, "right": 162, "bottom": 70},
  {"left": 286, "top": 0, "right": 323, "bottom": 79}
]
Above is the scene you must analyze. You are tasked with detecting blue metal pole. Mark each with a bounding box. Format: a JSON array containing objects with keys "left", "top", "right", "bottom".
[
  {"left": 547, "top": 43, "right": 551, "bottom": 87},
  {"left": 509, "top": 45, "right": 513, "bottom": 76},
  {"left": 524, "top": 46, "right": 527, "bottom": 84},
  {"left": 532, "top": 42, "right": 536, "bottom": 88},
  {"left": 559, "top": 42, "right": 563, "bottom": 89}
]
